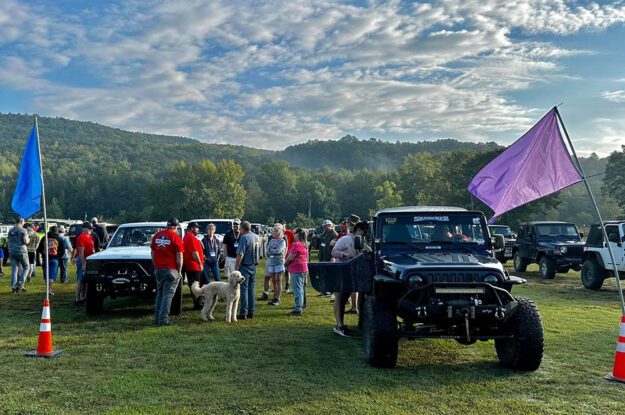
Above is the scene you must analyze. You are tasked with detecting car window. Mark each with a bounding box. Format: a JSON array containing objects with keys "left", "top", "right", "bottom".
[
  {"left": 380, "top": 215, "right": 486, "bottom": 244},
  {"left": 110, "top": 227, "right": 166, "bottom": 247}
]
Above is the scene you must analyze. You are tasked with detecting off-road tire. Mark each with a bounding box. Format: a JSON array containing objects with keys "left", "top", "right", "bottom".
[
  {"left": 539, "top": 256, "right": 556, "bottom": 279},
  {"left": 363, "top": 295, "right": 399, "bottom": 368},
  {"left": 513, "top": 252, "right": 528, "bottom": 272},
  {"left": 581, "top": 258, "right": 605, "bottom": 290},
  {"left": 170, "top": 279, "right": 183, "bottom": 315},
  {"left": 495, "top": 297, "right": 544, "bottom": 371},
  {"left": 85, "top": 281, "right": 104, "bottom": 315}
]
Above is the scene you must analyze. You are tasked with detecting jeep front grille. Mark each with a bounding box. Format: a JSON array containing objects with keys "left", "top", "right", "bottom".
[
  {"left": 565, "top": 246, "right": 583, "bottom": 257},
  {"left": 408, "top": 271, "right": 482, "bottom": 283}
]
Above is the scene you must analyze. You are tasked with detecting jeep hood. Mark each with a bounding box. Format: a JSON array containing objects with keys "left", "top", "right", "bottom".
[
  {"left": 538, "top": 240, "right": 584, "bottom": 249},
  {"left": 380, "top": 251, "right": 503, "bottom": 274},
  {"left": 87, "top": 246, "right": 152, "bottom": 261}
]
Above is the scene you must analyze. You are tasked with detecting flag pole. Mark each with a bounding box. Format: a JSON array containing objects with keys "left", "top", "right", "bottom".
[
  {"left": 554, "top": 107, "right": 625, "bottom": 315},
  {"left": 35, "top": 117, "right": 49, "bottom": 301}
]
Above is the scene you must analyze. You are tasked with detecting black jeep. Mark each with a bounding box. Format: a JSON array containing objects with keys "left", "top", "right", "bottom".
[
  {"left": 512, "top": 221, "right": 584, "bottom": 279},
  {"left": 488, "top": 225, "right": 516, "bottom": 264},
  {"left": 309, "top": 206, "right": 544, "bottom": 370}
]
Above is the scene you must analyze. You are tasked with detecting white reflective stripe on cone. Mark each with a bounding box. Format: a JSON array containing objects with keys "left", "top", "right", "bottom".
[
  {"left": 39, "top": 322, "right": 51, "bottom": 332},
  {"left": 41, "top": 307, "right": 50, "bottom": 320},
  {"left": 617, "top": 342, "right": 625, "bottom": 353}
]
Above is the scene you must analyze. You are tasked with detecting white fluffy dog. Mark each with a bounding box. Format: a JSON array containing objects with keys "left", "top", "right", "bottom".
[{"left": 191, "top": 271, "right": 245, "bottom": 323}]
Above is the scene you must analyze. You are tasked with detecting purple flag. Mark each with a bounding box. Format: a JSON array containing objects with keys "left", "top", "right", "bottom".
[{"left": 467, "top": 108, "right": 583, "bottom": 223}]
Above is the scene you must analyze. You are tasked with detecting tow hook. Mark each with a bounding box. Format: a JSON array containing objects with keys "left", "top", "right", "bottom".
[
  {"left": 416, "top": 306, "right": 427, "bottom": 318},
  {"left": 463, "top": 311, "right": 471, "bottom": 342},
  {"left": 140, "top": 283, "right": 147, "bottom": 292},
  {"left": 96, "top": 283, "right": 103, "bottom": 292},
  {"left": 495, "top": 307, "right": 506, "bottom": 320}
]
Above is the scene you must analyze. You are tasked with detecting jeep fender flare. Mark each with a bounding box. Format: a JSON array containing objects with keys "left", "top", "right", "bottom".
[
  {"left": 535, "top": 251, "right": 546, "bottom": 264},
  {"left": 583, "top": 251, "right": 605, "bottom": 269}
]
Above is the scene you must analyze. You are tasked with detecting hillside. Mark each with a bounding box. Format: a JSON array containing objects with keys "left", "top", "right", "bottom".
[{"left": 278, "top": 135, "right": 502, "bottom": 170}]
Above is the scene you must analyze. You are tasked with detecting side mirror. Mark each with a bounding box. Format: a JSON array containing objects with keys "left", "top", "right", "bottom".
[
  {"left": 491, "top": 234, "right": 505, "bottom": 250},
  {"left": 354, "top": 235, "right": 364, "bottom": 250},
  {"left": 579, "top": 232, "right": 584, "bottom": 239}
]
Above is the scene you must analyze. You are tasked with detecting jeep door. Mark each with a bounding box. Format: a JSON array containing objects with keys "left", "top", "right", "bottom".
[
  {"left": 516, "top": 225, "right": 531, "bottom": 259},
  {"left": 606, "top": 224, "right": 625, "bottom": 270}
]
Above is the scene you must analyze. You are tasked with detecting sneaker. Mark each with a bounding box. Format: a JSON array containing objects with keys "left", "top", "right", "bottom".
[
  {"left": 284, "top": 286, "right": 291, "bottom": 293},
  {"left": 236, "top": 314, "right": 248, "bottom": 321},
  {"left": 288, "top": 310, "right": 302, "bottom": 317},
  {"left": 18, "top": 285, "right": 26, "bottom": 292},
  {"left": 268, "top": 298, "right": 280, "bottom": 306},
  {"left": 48, "top": 291, "right": 55, "bottom": 296},
  {"left": 257, "top": 292, "right": 269, "bottom": 301},
  {"left": 247, "top": 313, "right": 254, "bottom": 320},
  {"left": 333, "top": 325, "right": 350, "bottom": 337},
  {"left": 345, "top": 308, "right": 359, "bottom": 315},
  {"left": 12, "top": 286, "right": 17, "bottom": 293}
]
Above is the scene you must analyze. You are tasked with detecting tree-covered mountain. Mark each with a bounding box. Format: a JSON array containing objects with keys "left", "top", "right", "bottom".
[
  {"left": 277, "top": 135, "right": 502, "bottom": 170},
  {"left": 0, "top": 112, "right": 621, "bottom": 226}
]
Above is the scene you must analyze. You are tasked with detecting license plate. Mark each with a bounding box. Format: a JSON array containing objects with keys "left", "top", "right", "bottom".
[
  {"left": 435, "top": 287, "right": 485, "bottom": 294},
  {"left": 504, "top": 247, "right": 512, "bottom": 257}
]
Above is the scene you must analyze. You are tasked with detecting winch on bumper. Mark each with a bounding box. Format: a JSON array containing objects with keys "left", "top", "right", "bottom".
[
  {"left": 397, "top": 282, "right": 518, "bottom": 326},
  {"left": 85, "top": 261, "right": 155, "bottom": 296}
]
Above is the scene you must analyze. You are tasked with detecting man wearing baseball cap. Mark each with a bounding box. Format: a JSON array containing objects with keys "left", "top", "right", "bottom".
[
  {"left": 183, "top": 221, "right": 204, "bottom": 309},
  {"left": 221, "top": 219, "right": 241, "bottom": 278},
  {"left": 151, "top": 218, "right": 184, "bottom": 326},
  {"left": 319, "top": 220, "right": 337, "bottom": 262},
  {"left": 74, "top": 222, "right": 95, "bottom": 304}
]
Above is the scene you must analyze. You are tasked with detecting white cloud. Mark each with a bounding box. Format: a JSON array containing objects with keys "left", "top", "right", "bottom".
[
  {"left": 1, "top": 0, "right": 625, "bottom": 153},
  {"left": 602, "top": 90, "right": 625, "bottom": 103}
]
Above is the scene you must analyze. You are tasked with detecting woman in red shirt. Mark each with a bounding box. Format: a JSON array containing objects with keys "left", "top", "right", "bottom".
[{"left": 285, "top": 228, "right": 309, "bottom": 317}]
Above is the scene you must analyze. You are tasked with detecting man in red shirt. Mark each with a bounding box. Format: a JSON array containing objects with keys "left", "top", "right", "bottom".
[
  {"left": 151, "top": 218, "right": 184, "bottom": 326},
  {"left": 183, "top": 222, "right": 204, "bottom": 309},
  {"left": 74, "top": 222, "right": 95, "bottom": 305}
]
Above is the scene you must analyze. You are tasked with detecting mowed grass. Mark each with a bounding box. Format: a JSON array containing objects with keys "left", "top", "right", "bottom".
[{"left": 2, "top": 260, "right": 625, "bottom": 415}]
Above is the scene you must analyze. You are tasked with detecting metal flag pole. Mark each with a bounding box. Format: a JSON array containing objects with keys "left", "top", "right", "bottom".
[
  {"left": 35, "top": 117, "right": 50, "bottom": 301},
  {"left": 554, "top": 107, "right": 625, "bottom": 315}
]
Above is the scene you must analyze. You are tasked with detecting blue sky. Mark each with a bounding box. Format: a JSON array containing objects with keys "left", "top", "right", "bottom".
[{"left": 1, "top": 0, "right": 625, "bottom": 155}]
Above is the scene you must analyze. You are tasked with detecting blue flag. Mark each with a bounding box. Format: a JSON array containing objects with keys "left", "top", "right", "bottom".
[{"left": 11, "top": 123, "right": 42, "bottom": 219}]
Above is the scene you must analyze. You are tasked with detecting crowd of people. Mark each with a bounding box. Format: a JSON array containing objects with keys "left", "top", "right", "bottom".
[
  {"left": 4, "top": 213, "right": 370, "bottom": 336},
  {"left": 3, "top": 216, "right": 108, "bottom": 297}
]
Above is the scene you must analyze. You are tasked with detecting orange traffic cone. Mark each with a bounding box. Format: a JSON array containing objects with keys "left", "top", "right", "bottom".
[
  {"left": 605, "top": 315, "right": 625, "bottom": 383},
  {"left": 25, "top": 299, "right": 62, "bottom": 358}
]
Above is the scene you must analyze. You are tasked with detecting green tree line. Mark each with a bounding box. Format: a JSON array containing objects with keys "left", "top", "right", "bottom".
[{"left": 0, "top": 113, "right": 622, "bottom": 228}]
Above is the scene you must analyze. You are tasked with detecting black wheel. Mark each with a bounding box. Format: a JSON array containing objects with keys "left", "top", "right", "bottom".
[
  {"left": 581, "top": 258, "right": 605, "bottom": 290},
  {"left": 85, "top": 281, "right": 104, "bottom": 315},
  {"left": 357, "top": 293, "right": 366, "bottom": 329},
  {"left": 495, "top": 297, "right": 544, "bottom": 371},
  {"left": 170, "top": 279, "right": 183, "bottom": 315},
  {"left": 539, "top": 256, "right": 556, "bottom": 279},
  {"left": 363, "top": 295, "right": 398, "bottom": 368},
  {"left": 513, "top": 252, "right": 527, "bottom": 272}
]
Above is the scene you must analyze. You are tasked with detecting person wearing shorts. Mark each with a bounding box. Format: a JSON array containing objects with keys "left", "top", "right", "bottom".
[
  {"left": 265, "top": 225, "right": 286, "bottom": 306},
  {"left": 37, "top": 225, "right": 65, "bottom": 296}
]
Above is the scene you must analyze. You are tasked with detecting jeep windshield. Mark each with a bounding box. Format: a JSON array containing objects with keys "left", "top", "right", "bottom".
[
  {"left": 379, "top": 214, "right": 487, "bottom": 246},
  {"left": 535, "top": 224, "right": 580, "bottom": 241},
  {"left": 489, "top": 225, "right": 513, "bottom": 237},
  {"left": 109, "top": 226, "right": 166, "bottom": 247}
]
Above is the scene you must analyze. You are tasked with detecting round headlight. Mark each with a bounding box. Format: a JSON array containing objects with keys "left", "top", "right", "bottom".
[
  {"left": 484, "top": 275, "right": 498, "bottom": 284},
  {"left": 408, "top": 275, "right": 423, "bottom": 285},
  {"left": 560, "top": 246, "right": 568, "bottom": 254}
]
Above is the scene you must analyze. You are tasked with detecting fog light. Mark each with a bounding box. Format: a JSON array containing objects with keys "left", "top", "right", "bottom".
[
  {"left": 408, "top": 275, "right": 423, "bottom": 285},
  {"left": 484, "top": 275, "right": 498, "bottom": 284}
]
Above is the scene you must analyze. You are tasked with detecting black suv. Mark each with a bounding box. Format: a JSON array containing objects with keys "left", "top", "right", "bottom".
[
  {"left": 488, "top": 225, "right": 516, "bottom": 263},
  {"left": 309, "top": 206, "right": 544, "bottom": 371},
  {"left": 512, "top": 221, "right": 584, "bottom": 279}
]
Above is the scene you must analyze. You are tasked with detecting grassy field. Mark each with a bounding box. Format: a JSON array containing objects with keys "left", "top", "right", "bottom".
[{"left": 2, "top": 260, "right": 625, "bottom": 414}]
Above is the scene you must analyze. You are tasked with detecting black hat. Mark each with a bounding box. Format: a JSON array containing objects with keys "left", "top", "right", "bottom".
[
  {"left": 83, "top": 221, "right": 93, "bottom": 229},
  {"left": 167, "top": 217, "right": 180, "bottom": 227},
  {"left": 188, "top": 221, "right": 200, "bottom": 229}
]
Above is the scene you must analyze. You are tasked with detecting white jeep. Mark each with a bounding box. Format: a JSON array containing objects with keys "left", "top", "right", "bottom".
[
  {"left": 581, "top": 221, "right": 625, "bottom": 290},
  {"left": 84, "top": 222, "right": 186, "bottom": 315}
]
